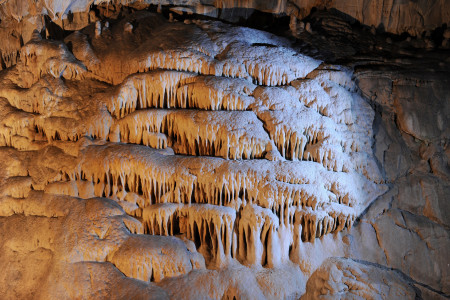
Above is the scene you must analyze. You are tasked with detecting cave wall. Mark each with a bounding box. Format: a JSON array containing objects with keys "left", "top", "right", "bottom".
[
  {"left": 1, "top": 0, "right": 449, "bottom": 36},
  {"left": 0, "top": 1, "right": 449, "bottom": 299},
  {"left": 1, "top": 0, "right": 449, "bottom": 69}
]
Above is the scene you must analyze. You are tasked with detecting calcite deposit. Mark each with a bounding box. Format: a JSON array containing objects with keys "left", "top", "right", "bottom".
[{"left": 0, "top": 1, "right": 448, "bottom": 300}]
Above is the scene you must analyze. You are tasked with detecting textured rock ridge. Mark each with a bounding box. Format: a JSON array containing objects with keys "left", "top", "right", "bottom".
[{"left": 1, "top": 0, "right": 449, "bottom": 71}]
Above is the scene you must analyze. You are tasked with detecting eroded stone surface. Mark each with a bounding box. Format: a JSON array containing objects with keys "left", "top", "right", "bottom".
[{"left": 302, "top": 257, "right": 419, "bottom": 299}]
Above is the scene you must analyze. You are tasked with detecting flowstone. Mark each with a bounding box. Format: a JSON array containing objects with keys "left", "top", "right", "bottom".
[{"left": 0, "top": 10, "right": 392, "bottom": 299}]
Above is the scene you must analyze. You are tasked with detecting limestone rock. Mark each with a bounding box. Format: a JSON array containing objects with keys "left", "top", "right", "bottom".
[
  {"left": 302, "top": 257, "right": 419, "bottom": 299},
  {"left": 0, "top": 4, "right": 449, "bottom": 300}
]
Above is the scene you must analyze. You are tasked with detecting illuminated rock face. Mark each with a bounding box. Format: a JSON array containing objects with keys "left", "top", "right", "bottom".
[
  {"left": 1, "top": 0, "right": 449, "bottom": 72},
  {"left": 1, "top": 7, "right": 448, "bottom": 300},
  {"left": 0, "top": 10, "right": 389, "bottom": 296}
]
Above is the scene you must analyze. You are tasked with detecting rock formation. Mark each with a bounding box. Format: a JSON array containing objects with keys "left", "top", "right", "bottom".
[{"left": 0, "top": 2, "right": 448, "bottom": 299}]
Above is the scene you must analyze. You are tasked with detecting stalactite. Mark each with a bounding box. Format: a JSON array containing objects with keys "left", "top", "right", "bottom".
[{"left": 0, "top": 20, "right": 387, "bottom": 273}]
